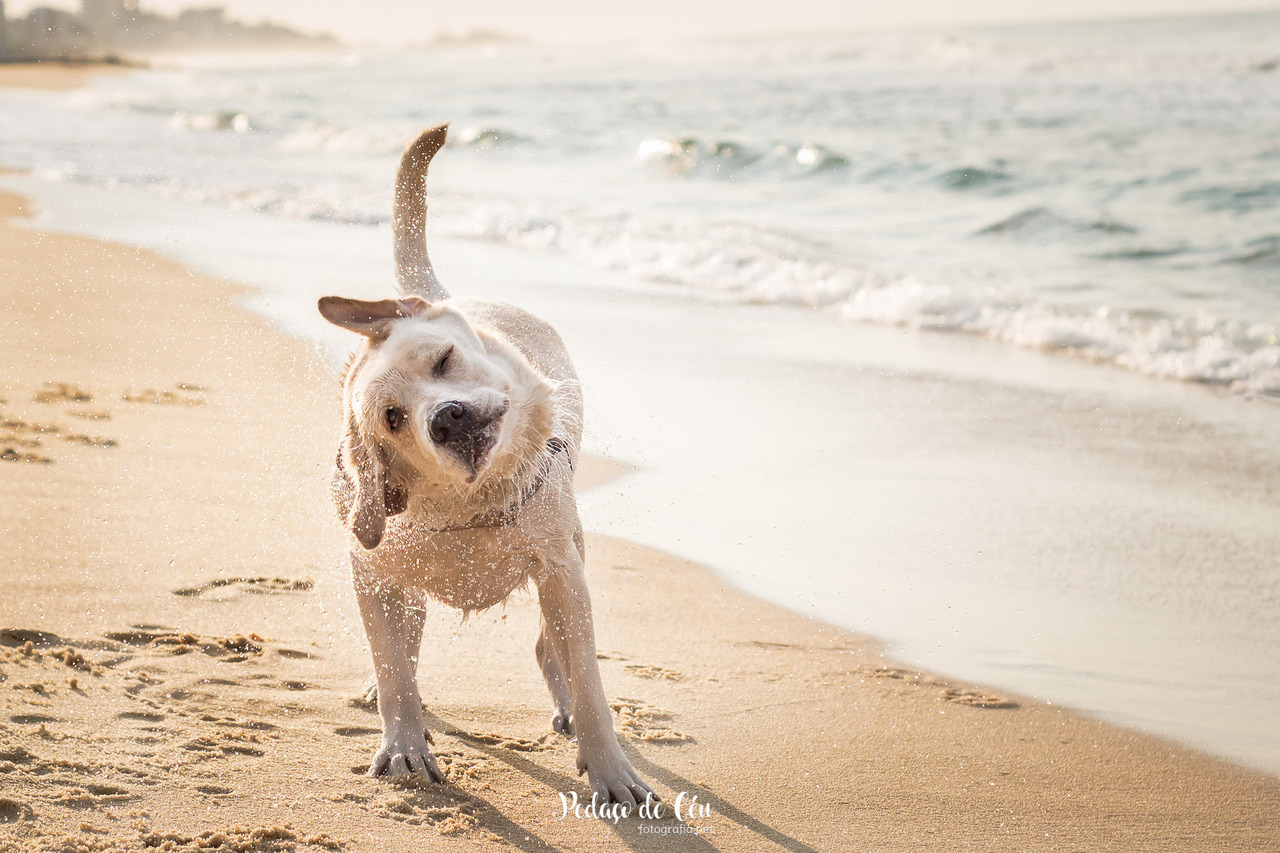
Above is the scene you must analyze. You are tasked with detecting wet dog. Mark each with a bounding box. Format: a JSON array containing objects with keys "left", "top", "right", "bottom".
[{"left": 318, "top": 126, "right": 655, "bottom": 807}]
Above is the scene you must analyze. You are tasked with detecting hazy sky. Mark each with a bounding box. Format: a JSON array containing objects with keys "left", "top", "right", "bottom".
[{"left": 8, "top": 0, "right": 1280, "bottom": 45}]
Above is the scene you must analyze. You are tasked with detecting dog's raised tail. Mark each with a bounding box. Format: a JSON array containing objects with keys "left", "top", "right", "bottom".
[{"left": 393, "top": 124, "right": 450, "bottom": 300}]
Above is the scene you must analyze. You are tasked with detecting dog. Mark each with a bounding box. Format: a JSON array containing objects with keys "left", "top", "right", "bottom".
[{"left": 318, "top": 125, "right": 656, "bottom": 808}]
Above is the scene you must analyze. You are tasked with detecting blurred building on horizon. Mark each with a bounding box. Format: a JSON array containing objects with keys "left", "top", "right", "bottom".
[{"left": 0, "top": 0, "right": 336, "bottom": 59}]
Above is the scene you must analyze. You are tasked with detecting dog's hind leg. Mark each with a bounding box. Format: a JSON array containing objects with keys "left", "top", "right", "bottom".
[{"left": 536, "top": 622, "right": 574, "bottom": 736}]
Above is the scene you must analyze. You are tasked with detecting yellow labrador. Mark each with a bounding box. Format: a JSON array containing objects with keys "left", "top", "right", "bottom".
[{"left": 319, "top": 126, "right": 655, "bottom": 807}]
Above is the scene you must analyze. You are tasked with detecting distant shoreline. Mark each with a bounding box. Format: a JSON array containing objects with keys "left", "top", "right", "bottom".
[
  {"left": 0, "top": 55, "right": 133, "bottom": 64},
  {"left": 0, "top": 58, "right": 133, "bottom": 91}
]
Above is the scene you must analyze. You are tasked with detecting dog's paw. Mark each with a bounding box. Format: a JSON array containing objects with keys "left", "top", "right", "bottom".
[
  {"left": 577, "top": 747, "right": 656, "bottom": 808},
  {"left": 551, "top": 711, "right": 574, "bottom": 737},
  {"left": 370, "top": 733, "right": 444, "bottom": 783}
]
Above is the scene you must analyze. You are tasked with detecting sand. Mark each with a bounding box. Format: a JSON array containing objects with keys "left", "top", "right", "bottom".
[
  {"left": 0, "top": 62, "right": 128, "bottom": 92},
  {"left": 2, "top": 175, "right": 1280, "bottom": 851}
]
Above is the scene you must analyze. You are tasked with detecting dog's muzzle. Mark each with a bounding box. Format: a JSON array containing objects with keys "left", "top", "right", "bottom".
[{"left": 428, "top": 399, "right": 508, "bottom": 478}]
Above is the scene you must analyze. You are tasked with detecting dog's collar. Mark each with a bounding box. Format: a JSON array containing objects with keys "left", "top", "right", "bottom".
[{"left": 424, "top": 436, "right": 572, "bottom": 534}]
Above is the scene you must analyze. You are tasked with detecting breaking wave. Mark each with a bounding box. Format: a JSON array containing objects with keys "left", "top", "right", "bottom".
[
  {"left": 635, "top": 137, "right": 848, "bottom": 179},
  {"left": 437, "top": 193, "right": 1280, "bottom": 394},
  {"left": 76, "top": 166, "right": 1275, "bottom": 394},
  {"left": 276, "top": 120, "right": 528, "bottom": 154},
  {"left": 977, "top": 207, "right": 1138, "bottom": 238}
]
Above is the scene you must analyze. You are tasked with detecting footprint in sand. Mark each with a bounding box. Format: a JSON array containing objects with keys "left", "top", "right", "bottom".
[
  {"left": 171, "top": 576, "right": 315, "bottom": 601},
  {"left": 866, "top": 665, "right": 922, "bottom": 682},
  {"left": 60, "top": 433, "right": 118, "bottom": 448},
  {"left": 219, "top": 719, "right": 278, "bottom": 732},
  {"left": 103, "top": 627, "right": 266, "bottom": 661},
  {"left": 0, "top": 447, "right": 54, "bottom": 464},
  {"left": 940, "top": 688, "right": 1020, "bottom": 710},
  {"left": 375, "top": 786, "right": 483, "bottom": 832},
  {"left": 118, "top": 711, "right": 166, "bottom": 723},
  {"left": 196, "top": 785, "right": 233, "bottom": 796},
  {"left": 2, "top": 407, "right": 117, "bottom": 460},
  {"left": 51, "top": 784, "right": 137, "bottom": 806},
  {"left": 103, "top": 628, "right": 178, "bottom": 646},
  {"left": 743, "top": 640, "right": 803, "bottom": 651},
  {"left": 277, "top": 648, "right": 320, "bottom": 660},
  {"left": 121, "top": 383, "right": 207, "bottom": 407},
  {"left": 625, "top": 664, "right": 684, "bottom": 682},
  {"left": 454, "top": 731, "right": 550, "bottom": 753},
  {"left": 609, "top": 697, "right": 692, "bottom": 744},
  {"left": 31, "top": 382, "right": 93, "bottom": 405},
  {"left": 334, "top": 726, "right": 381, "bottom": 737},
  {"left": 0, "top": 628, "right": 63, "bottom": 648},
  {"left": 182, "top": 729, "right": 267, "bottom": 759},
  {"left": 0, "top": 798, "right": 35, "bottom": 823},
  {"left": 0, "top": 746, "right": 36, "bottom": 766}
]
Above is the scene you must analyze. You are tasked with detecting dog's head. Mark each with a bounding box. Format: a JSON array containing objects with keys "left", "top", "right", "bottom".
[{"left": 319, "top": 295, "right": 555, "bottom": 549}]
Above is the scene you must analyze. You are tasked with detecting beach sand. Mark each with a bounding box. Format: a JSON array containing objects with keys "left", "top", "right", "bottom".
[
  {"left": 0, "top": 62, "right": 127, "bottom": 92},
  {"left": 1, "top": 141, "right": 1279, "bottom": 851}
]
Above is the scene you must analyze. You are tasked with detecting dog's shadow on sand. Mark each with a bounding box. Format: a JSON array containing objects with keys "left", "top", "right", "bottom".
[{"left": 422, "top": 710, "right": 819, "bottom": 852}]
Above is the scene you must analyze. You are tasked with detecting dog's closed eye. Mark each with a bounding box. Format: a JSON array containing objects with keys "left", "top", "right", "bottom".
[
  {"left": 434, "top": 346, "right": 453, "bottom": 377},
  {"left": 385, "top": 406, "right": 406, "bottom": 432}
]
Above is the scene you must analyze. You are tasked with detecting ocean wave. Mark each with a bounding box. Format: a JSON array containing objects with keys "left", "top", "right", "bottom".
[
  {"left": 1180, "top": 181, "right": 1280, "bottom": 214},
  {"left": 1092, "top": 245, "right": 1188, "bottom": 261},
  {"left": 936, "top": 166, "right": 1012, "bottom": 191},
  {"left": 120, "top": 175, "right": 390, "bottom": 226},
  {"left": 275, "top": 120, "right": 410, "bottom": 154},
  {"left": 169, "top": 110, "right": 251, "bottom": 133},
  {"left": 1220, "top": 235, "right": 1280, "bottom": 265},
  {"left": 634, "top": 139, "right": 1027, "bottom": 196},
  {"left": 31, "top": 160, "right": 1280, "bottom": 394},
  {"left": 841, "top": 280, "right": 1280, "bottom": 391},
  {"left": 432, "top": 192, "right": 1280, "bottom": 393},
  {"left": 977, "top": 207, "right": 1139, "bottom": 238},
  {"left": 635, "top": 137, "right": 847, "bottom": 179},
  {"left": 275, "top": 121, "right": 528, "bottom": 154},
  {"left": 209, "top": 175, "right": 1277, "bottom": 393},
  {"left": 454, "top": 126, "right": 528, "bottom": 147}
]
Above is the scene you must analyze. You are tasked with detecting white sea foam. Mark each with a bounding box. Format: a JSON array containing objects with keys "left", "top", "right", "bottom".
[
  {"left": 275, "top": 119, "right": 408, "bottom": 154},
  {"left": 434, "top": 192, "right": 1280, "bottom": 393},
  {"left": 169, "top": 110, "right": 251, "bottom": 132}
]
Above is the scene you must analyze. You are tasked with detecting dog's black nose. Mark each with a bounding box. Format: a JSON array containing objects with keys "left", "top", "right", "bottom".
[{"left": 429, "top": 401, "right": 471, "bottom": 444}]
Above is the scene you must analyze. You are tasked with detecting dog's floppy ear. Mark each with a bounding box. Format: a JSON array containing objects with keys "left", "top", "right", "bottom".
[
  {"left": 318, "top": 296, "right": 433, "bottom": 337},
  {"left": 345, "top": 425, "right": 387, "bottom": 550}
]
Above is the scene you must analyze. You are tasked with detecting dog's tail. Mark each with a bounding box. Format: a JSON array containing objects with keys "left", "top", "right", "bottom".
[{"left": 393, "top": 124, "right": 450, "bottom": 300}]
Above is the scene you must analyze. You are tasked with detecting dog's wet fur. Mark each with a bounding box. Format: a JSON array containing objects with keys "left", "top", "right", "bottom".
[{"left": 319, "top": 125, "right": 656, "bottom": 806}]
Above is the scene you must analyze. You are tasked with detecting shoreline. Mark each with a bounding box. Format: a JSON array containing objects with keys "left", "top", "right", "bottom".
[
  {"left": 5, "top": 169, "right": 1280, "bottom": 778},
  {"left": 2, "top": 180, "right": 1280, "bottom": 852},
  {"left": 0, "top": 60, "right": 131, "bottom": 91}
]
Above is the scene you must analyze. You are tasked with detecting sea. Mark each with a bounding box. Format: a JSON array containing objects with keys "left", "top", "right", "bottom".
[{"left": 3, "top": 11, "right": 1279, "bottom": 774}]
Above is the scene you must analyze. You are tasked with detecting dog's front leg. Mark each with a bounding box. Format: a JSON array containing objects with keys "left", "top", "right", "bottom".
[
  {"left": 537, "top": 556, "right": 656, "bottom": 808},
  {"left": 353, "top": 558, "right": 443, "bottom": 781}
]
